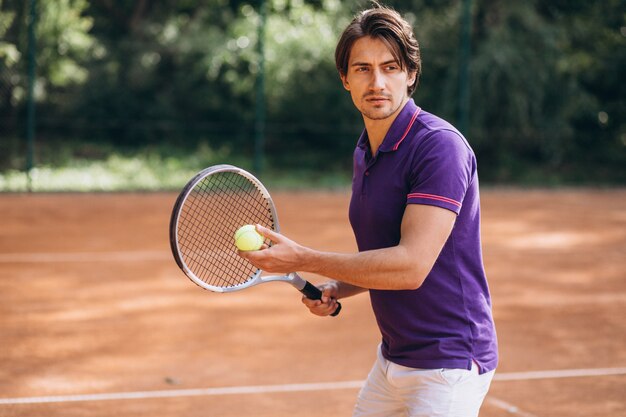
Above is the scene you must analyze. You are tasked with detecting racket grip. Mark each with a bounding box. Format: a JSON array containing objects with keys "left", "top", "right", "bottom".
[{"left": 300, "top": 281, "right": 342, "bottom": 317}]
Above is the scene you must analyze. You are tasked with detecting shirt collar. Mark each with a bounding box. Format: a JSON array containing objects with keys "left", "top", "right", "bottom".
[{"left": 356, "top": 99, "right": 421, "bottom": 153}]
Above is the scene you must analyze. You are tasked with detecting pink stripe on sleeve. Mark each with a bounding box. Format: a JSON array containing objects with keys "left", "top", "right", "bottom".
[{"left": 407, "top": 192, "right": 462, "bottom": 208}]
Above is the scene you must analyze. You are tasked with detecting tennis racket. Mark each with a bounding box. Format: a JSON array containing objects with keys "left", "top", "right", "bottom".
[{"left": 169, "top": 164, "right": 341, "bottom": 316}]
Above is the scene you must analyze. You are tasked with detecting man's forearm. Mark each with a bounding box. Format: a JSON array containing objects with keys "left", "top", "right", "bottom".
[
  {"left": 302, "top": 245, "right": 429, "bottom": 291},
  {"left": 331, "top": 280, "right": 368, "bottom": 299}
]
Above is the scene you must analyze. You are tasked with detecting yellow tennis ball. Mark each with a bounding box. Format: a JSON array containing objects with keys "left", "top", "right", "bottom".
[{"left": 234, "top": 225, "right": 264, "bottom": 251}]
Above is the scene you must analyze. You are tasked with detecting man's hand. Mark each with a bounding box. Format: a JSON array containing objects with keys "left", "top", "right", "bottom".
[
  {"left": 301, "top": 281, "right": 341, "bottom": 317},
  {"left": 237, "top": 225, "right": 308, "bottom": 274}
]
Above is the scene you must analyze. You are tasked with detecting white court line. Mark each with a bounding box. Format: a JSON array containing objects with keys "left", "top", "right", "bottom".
[
  {"left": 0, "top": 251, "right": 170, "bottom": 263},
  {"left": 486, "top": 397, "right": 540, "bottom": 417},
  {"left": 493, "top": 366, "right": 626, "bottom": 381},
  {"left": 0, "top": 367, "right": 625, "bottom": 405},
  {"left": 0, "top": 381, "right": 364, "bottom": 405}
]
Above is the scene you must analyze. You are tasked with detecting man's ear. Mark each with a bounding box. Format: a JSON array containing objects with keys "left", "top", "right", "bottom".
[
  {"left": 340, "top": 73, "right": 350, "bottom": 91},
  {"left": 407, "top": 70, "right": 417, "bottom": 88}
]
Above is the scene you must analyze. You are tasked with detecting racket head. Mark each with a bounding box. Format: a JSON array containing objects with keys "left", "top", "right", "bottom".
[{"left": 169, "top": 165, "right": 279, "bottom": 292}]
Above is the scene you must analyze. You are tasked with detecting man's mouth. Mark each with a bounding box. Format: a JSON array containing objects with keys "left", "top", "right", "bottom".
[{"left": 365, "top": 96, "right": 390, "bottom": 104}]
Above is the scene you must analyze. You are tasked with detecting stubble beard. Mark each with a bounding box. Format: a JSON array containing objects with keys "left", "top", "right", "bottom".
[{"left": 359, "top": 95, "right": 404, "bottom": 121}]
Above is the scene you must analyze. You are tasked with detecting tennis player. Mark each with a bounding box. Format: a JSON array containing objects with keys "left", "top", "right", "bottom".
[{"left": 240, "top": 2, "right": 498, "bottom": 416}]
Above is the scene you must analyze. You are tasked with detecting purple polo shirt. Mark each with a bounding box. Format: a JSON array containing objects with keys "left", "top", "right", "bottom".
[{"left": 349, "top": 99, "right": 498, "bottom": 374}]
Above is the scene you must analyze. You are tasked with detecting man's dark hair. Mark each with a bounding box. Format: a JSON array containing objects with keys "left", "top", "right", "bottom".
[{"left": 335, "top": 2, "right": 421, "bottom": 95}]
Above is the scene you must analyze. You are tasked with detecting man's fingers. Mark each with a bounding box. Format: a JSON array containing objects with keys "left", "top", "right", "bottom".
[
  {"left": 255, "top": 224, "right": 281, "bottom": 242},
  {"left": 301, "top": 295, "right": 333, "bottom": 307},
  {"left": 301, "top": 296, "right": 321, "bottom": 307}
]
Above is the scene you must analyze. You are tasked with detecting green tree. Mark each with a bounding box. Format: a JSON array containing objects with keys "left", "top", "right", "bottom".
[
  {"left": 2, "top": 0, "right": 623, "bottom": 184},
  {"left": 1, "top": 0, "right": 95, "bottom": 170},
  {"left": 541, "top": 0, "right": 626, "bottom": 183},
  {"left": 0, "top": 0, "right": 21, "bottom": 131}
]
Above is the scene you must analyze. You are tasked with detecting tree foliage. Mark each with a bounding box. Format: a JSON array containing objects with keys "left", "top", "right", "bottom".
[{"left": 0, "top": 0, "right": 624, "bottom": 184}]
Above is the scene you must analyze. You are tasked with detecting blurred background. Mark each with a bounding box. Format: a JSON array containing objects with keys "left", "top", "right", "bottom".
[{"left": 1, "top": 0, "right": 624, "bottom": 191}]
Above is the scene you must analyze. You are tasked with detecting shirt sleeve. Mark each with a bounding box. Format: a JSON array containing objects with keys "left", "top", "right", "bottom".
[{"left": 406, "top": 130, "right": 475, "bottom": 215}]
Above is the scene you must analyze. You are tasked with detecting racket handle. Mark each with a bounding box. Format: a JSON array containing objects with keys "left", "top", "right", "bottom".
[{"left": 300, "top": 281, "right": 342, "bottom": 317}]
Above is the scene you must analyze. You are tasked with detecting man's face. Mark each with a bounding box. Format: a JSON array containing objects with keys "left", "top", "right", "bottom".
[{"left": 341, "top": 36, "right": 416, "bottom": 122}]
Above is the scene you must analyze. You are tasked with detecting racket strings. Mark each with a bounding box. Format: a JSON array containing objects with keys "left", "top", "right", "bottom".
[{"left": 176, "top": 171, "right": 275, "bottom": 289}]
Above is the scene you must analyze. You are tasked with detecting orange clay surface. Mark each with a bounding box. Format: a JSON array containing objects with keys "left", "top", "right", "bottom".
[{"left": 0, "top": 189, "right": 625, "bottom": 417}]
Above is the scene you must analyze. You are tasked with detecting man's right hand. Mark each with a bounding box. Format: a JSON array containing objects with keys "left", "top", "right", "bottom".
[{"left": 301, "top": 281, "right": 340, "bottom": 317}]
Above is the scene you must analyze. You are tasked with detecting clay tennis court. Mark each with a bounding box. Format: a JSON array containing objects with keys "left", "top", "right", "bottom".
[{"left": 1, "top": 189, "right": 625, "bottom": 417}]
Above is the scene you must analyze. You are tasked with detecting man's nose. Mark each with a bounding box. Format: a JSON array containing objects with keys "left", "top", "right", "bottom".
[{"left": 370, "top": 69, "right": 385, "bottom": 90}]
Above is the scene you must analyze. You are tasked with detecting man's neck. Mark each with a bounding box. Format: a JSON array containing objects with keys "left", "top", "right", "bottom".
[
  {"left": 363, "top": 98, "right": 409, "bottom": 157},
  {"left": 363, "top": 119, "right": 391, "bottom": 157}
]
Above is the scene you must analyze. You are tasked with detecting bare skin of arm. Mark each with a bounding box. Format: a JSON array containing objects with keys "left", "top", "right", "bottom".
[{"left": 239, "top": 204, "right": 456, "bottom": 315}]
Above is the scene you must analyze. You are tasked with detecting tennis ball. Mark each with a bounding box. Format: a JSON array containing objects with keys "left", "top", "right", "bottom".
[{"left": 234, "top": 225, "right": 264, "bottom": 251}]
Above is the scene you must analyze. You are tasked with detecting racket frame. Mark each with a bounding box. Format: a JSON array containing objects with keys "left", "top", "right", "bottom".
[{"left": 170, "top": 164, "right": 308, "bottom": 293}]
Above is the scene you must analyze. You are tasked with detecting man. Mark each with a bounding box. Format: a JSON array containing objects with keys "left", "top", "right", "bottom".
[{"left": 240, "top": 2, "right": 498, "bottom": 416}]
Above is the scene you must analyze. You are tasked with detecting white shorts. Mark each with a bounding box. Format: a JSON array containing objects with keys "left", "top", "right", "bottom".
[{"left": 353, "top": 345, "right": 494, "bottom": 417}]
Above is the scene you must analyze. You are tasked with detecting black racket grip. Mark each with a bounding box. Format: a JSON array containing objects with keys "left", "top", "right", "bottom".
[{"left": 300, "top": 281, "right": 342, "bottom": 317}]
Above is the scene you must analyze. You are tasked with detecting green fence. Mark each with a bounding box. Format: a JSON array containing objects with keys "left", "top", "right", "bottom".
[{"left": 1, "top": 0, "right": 624, "bottom": 191}]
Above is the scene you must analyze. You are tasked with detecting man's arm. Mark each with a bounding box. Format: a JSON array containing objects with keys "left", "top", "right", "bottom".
[{"left": 240, "top": 204, "right": 456, "bottom": 291}]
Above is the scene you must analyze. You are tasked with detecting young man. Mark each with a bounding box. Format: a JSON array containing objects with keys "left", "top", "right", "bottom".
[{"left": 240, "top": 3, "right": 498, "bottom": 416}]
